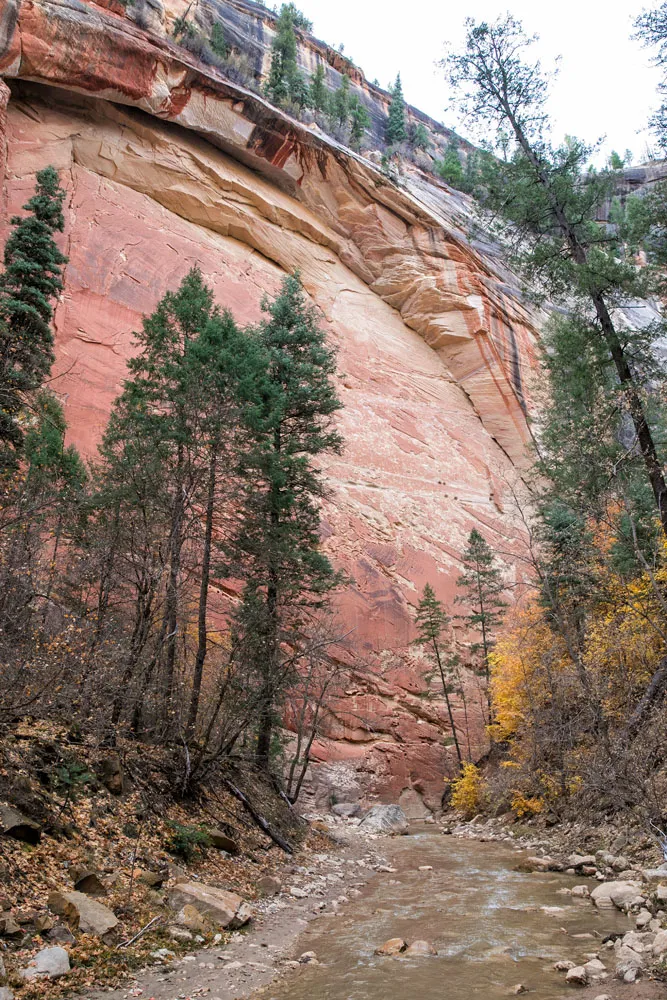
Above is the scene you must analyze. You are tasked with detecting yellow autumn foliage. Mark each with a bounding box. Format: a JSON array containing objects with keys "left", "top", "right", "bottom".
[
  {"left": 488, "top": 605, "right": 570, "bottom": 742},
  {"left": 450, "top": 763, "right": 486, "bottom": 818}
]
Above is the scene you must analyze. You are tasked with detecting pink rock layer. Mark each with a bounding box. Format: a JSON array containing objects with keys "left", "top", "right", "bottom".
[{"left": 0, "top": 0, "right": 540, "bottom": 806}]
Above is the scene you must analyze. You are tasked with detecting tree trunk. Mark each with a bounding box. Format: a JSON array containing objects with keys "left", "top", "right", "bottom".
[
  {"left": 186, "top": 447, "right": 217, "bottom": 740},
  {"left": 433, "top": 640, "right": 463, "bottom": 769},
  {"left": 501, "top": 100, "right": 667, "bottom": 539}
]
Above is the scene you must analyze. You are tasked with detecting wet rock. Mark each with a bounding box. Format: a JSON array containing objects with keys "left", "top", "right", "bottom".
[
  {"left": 511, "top": 986, "right": 528, "bottom": 995},
  {"left": 49, "top": 890, "right": 118, "bottom": 940},
  {"left": 19, "top": 946, "right": 70, "bottom": 980},
  {"left": 0, "top": 805, "right": 41, "bottom": 844},
  {"left": 404, "top": 940, "right": 437, "bottom": 956},
  {"left": 374, "top": 938, "right": 407, "bottom": 956},
  {"left": 515, "top": 856, "right": 559, "bottom": 873},
  {"left": 554, "top": 960, "right": 576, "bottom": 971},
  {"left": 565, "top": 965, "right": 589, "bottom": 985},
  {"left": 208, "top": 830, "right": 239, "bottom": 854},
  {"left": 359, "top": 805, "right": 409, "bottom": 836},
  {"left": 167, "top": 883, "right": 252, "bottom": 929},
  {"left": 591, "top": 881, "right": 642, "bottom": 910},
  {"left": 257, "top": 876, "right": 281, "bottom": 896},
  {"left": 571, "top": 885, "right": 590, "bottom": 898},
  {"left": 418, "top": 865, "right": 433, "bottom": 871},
  {"left": 593, "top": 995, "right": 611, "bottom": 1000},
  {"left": 298, "top": 951, "right": 317, "bottom": 963},
  {"left": 583, "top": 959, "right": 606, "bottom": 976},
  {"left": 568, "top": 854, "right": 596, "bottom": 869}
]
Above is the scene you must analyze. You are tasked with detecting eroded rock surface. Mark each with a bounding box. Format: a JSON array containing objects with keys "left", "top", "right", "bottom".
[{"left": 0, "top": 0, "right": 543, "bottom": 799}]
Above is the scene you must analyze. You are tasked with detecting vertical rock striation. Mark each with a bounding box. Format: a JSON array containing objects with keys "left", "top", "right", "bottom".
[{"left": 0, "top": 0, "right": 542, "bottom": 803}]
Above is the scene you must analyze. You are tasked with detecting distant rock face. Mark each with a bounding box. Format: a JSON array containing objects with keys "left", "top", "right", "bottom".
[{"left": 0, "top": 0, "right": 541, "bottom": 800}]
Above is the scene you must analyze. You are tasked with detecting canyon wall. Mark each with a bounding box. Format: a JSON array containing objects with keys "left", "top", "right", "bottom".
[{"left": 0, "top": 0, "right": 541, "bottom": 810}]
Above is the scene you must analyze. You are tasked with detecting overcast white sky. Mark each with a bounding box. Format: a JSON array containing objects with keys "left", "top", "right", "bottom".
[{"left": 296, "top": 0, "right": 664, "bottom": 162}]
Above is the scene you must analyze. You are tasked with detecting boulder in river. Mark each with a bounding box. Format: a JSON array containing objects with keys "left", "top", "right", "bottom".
[
  {"left": 374, "top": 938, "right": 407, "bottom": 956},
  {"left": 404, "top": 940, "right": 437, "bottom": 956},
  {"left": 590, "top": 881, "right": 642, "bottom": 910},
  {"left": 359, "top": 804, "right": 408, "bottom": 836},
  {"left": 565, "top": 965, "right": 589, "bottom": 985}
]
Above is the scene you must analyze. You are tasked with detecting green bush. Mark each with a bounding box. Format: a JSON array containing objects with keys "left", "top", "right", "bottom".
[{"left": 165, "top": 821, "right": 212, "bottom": 860}]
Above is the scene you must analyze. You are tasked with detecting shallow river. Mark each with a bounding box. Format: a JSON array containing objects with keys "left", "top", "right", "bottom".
[{"left": 269, "top": 830, "right": 633, "bottom": 1000}]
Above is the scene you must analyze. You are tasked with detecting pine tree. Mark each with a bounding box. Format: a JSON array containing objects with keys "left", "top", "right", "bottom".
[
  {"left": 409, "top": 122, "right": 430, "bottom": 151},
  {"left": 455, "top": 529, "right": 506, "bottom": 720},
  {"left": 414, "top": 584, "right": 464, "bottom": 769},
  {"left": 309, "top": 62, "right": 329, "bottom": 113},
  {"left": 385, "top": 73, "right": 407, "bottom": 145},
  {"left": 436, "top": 144, "right": 464, "bottom": 188},
  {"left": 0, "top": 167, "right": 67, "bottom": 469},
  {"left": 233, "top": 272, "right": 343, "bottom": 768},
  {"left": 331, "top": 74, "right": 351, "bottom": 127},
  {"left": 103, "top": 268, "right": 216, "bottom": 732},
  {"left": 267, "top": 3, "right": 299, "bottom": 106},
  {"left": 349, "top": 97, "right": 371, "bottom": 150},
  {"left": 210, "top": 22, "right": 228, "bottom": 59},
  {"left": 444, "top": 16, "right": 667, "bottom": 545}
]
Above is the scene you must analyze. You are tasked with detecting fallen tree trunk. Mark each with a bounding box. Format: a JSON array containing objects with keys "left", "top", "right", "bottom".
[
  {"left": 623, "top": 654, "right": 667, "bottom": 741},
  {"left": 222, "top": 778, "right": 294, "bottom": 855}
]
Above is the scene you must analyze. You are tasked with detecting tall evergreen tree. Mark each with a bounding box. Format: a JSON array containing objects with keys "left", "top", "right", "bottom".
[
  {"left": 233, "top": 272, "right": 343, "bottom": 768},
  {"left": 309, "top": 61, "right": 329, "bottom": 113},
  {"left": 267, "top": 3, "right": 299, "bottom": 106},
  {"left": 635, "top": 3, "right": 667, "bottom": 151},
  {"left": 414, "top": 584, "right": 464, "bottom": 769},
  {"left": 385, "top": 73, "right": 407, "bottom": 145},
  {"left": 102, "top": 269, "right": 215, "bottom": 732},
  {"left": 455, "top": 529, "right": 506, "bottom": 720},
  {"left": 349, "top": 97, "right": 371, "bottom": 150},
  {"left": 0, "top": 167, "right": 67, "bottom": 470},
  {"left": 331, "top": 74, "right": 351, "bottom": 127},
  {"left": 443, "top": 16, "right": 667, "bottom": 545}
]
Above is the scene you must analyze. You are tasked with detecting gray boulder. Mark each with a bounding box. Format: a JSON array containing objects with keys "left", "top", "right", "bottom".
[
  {"left": 0, "top": 988, "right": 13, "bottom": 1000},
  {"left": 19, "top": 946, "right": 70, "bottom": 980},
  {"left": 358, "top": 804, "right": 408, "bottom": 836},
  {"left": 331, "top": 802, "right": 360, "bottom": 818},
  {"left": 591, "top": 880, "right": 642, "bottom": 910}
]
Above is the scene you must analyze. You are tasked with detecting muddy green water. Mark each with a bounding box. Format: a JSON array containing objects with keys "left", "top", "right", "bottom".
[{"left": 270, "top": 831, "right": 633, "bottom": 1000}]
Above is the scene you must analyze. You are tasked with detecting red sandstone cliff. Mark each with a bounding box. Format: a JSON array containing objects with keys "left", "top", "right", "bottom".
[{"left": 0, "top": 0, "right": 541, "bottom": 811}]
